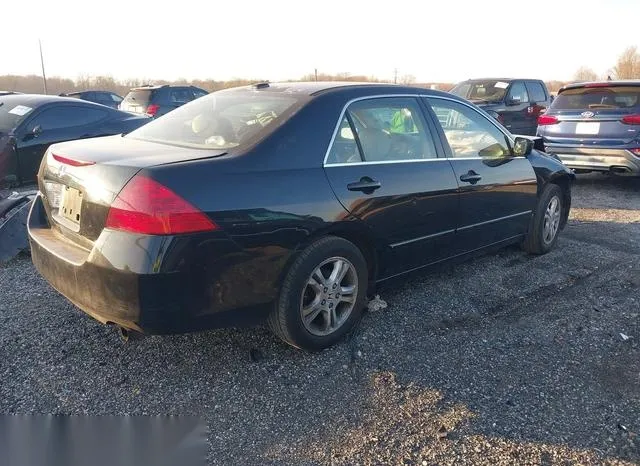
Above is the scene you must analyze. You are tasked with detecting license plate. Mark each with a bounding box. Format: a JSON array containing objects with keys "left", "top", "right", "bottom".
[
  {"left": 60, "top": 186, "right": 83, "bottom": 224},
  {"left": 575, "top": 122, "right": 600, "bottom": 135}
]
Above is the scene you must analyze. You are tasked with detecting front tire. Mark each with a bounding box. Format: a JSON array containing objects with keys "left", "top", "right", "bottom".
[
  {"left": 523, "top": 183, "right": 564, "bottom": 255},
  {"left": 268, "top": 236, "right": 368, "bottom": 351}
]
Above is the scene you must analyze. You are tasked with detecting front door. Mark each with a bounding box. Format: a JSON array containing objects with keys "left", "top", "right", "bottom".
[
  {"left": 324, "top": 96, "right": 460, "bottom": 278},
  {"left": 423, "top": 96, "right": 538, "bottom": 254},
  {"left": 502, "top": 81, "right": 534, "bottom": 136}
]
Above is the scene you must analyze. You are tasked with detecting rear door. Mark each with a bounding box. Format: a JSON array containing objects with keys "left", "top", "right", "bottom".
[
  {"left": 15, "top": 104, "right": 110, "bottom": 184},
  {"left": 503, "top": 81, "right": 534, "bottom": 135},
  {"left": 323, "top": 96, "right": 460, "bottom": 278},
  {"left": 423, "top": 96, "right": 537, "bottom": 254}
]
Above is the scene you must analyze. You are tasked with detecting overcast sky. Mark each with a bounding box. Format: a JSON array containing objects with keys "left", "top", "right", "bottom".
[{"left": 1, "top": 0, "right": 638, "bottom": 83}]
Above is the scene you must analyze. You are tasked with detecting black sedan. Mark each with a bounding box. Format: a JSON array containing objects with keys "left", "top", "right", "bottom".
[
  {"left": 0, "top": 94, "right": 150, "bottom": 187},
  {"left": 27, "top": 82, "right": 574, "bottom": 351}
]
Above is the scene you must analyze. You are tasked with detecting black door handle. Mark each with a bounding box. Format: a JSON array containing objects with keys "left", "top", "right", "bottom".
[
  {"left": 459, "top": 170, "right": 482, "bottom": 184},
  {"left": 347, "top": 177, "right": 381, "bottom": 194}
]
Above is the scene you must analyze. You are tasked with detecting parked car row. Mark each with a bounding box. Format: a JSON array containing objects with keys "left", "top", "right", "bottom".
[{"left": 450, "top": 77, "right": 640, "bottom": 176}]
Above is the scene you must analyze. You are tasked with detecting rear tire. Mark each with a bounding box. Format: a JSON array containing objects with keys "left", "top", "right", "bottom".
[
  {"left": 268, "top": 236, "right": 368, "bottom": 352},
  {"left": 523, "top": 183, "right": 564, "bottom": 255}
]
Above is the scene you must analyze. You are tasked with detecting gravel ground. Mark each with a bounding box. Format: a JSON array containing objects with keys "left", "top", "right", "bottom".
[{"left": 1, "top": 173, "right": 639, "bottom": 465}]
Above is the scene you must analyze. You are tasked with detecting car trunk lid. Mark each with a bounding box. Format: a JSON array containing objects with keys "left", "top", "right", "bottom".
[{"left": 39, "top": 136, "right": 226, "bottom": 243}]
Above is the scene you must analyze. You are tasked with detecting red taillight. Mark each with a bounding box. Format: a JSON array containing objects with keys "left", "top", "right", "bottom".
[
  {"left": 105, "top": 175, "right": 218, "bottom": 235},
  {"left": 146, "top": 104, "right": 160, "bottom": 116},
  {"left": 630, "top": 148, "right": 640, "bottom": 156},
  {"left": 621, "top": 115, "right": 640, "bottom": 125},
  {"left": 52, "top": 153, "right": 95, "bottom": 167},
  {"left": 538, "top": 115, "right": 559, "bottom": 125}
]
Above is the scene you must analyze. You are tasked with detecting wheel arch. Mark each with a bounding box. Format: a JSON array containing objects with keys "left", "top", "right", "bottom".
[{"left": 281, "top": 220, "right": 380, "bottom": 295}]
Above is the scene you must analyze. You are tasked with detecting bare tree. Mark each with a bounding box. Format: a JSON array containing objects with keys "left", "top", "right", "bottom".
[
  {"left": 614, "top": 46, "right": 640, "bottom": 79},
  {"left": 400, "top": 74, "right": 416, "bottom": 85},
  {"left": 573, "top": 66, "right": 597, "bottom": 82}
]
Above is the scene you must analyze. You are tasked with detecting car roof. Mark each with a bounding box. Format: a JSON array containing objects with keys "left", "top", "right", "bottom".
[
  {"left": 559, "top": 79, "right": 640, "bottom": 92},
  {"left": 129, "top": 84, "right": 199, "bottom": 91},
  {"left": 0, "top": 94, "right": 116, "bottom": 108},
  {"left": 221, "top": 81, "right": 442, "bottom": 97}
]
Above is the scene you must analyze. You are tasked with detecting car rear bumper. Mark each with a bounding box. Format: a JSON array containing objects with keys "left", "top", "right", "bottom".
[
  {"left": 543, "top": 145, "right": 640, "bottom": 175},
  {"left": 27, "top": 194, "right": 284, "bottom": 334}
]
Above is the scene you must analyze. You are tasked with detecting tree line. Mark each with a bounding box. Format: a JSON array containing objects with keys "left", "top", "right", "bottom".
[
  {"left": 2, "top": 46, "right": 638, "bottom": 97},
  {"left": 573, "top": 46, "right": 640, "bottom": 82}
]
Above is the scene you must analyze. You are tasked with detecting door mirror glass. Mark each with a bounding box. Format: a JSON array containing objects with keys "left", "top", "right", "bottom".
[
  {"left": 513, "top": 136, "right": 533, "bottom": 157},
  {"left": 32, "top": 125, "right": 42, "bottom": 135}
]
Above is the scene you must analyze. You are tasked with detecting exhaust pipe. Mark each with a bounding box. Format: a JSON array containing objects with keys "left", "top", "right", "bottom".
[{"left": 610, "top": 166, "right": 632, "bottom": 174}]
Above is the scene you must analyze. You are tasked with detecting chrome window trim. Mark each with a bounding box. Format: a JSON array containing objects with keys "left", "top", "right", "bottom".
[{"left": 322, "top": 93, "right": 518, "bottom": 167}]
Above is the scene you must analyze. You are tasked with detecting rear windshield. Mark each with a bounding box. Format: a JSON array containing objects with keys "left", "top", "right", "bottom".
[
  {"left": 0, "top": 100, "right": 35, "bottom": 134},
  {"left": 123, "top": 90, "right": 153, "bottom": 105},
  {"left": 125, "top": 89, "right": 302, "bottom": 150},
  {"left": 449, "top": 80, "right": 511, "bottom": 102},
  {"left": 552, "top": 86, "right": 640, "bottom": 110}
]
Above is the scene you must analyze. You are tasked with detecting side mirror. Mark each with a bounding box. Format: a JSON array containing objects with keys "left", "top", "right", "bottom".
[
  {"left": 32, "top": 125, "right": 42, "bottom": 136},
  {"left": 506, "top": 97, "right": 521, "bottom": 106},
  {"left": 513, "top": 137, "right": 533, "bottom": 157}
]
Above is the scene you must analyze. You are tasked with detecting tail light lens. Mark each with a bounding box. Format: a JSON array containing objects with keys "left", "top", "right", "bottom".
[
  {"left": 621, "top": 115, "right": 640, "bottom": 125},
  {"left": 105, "top": 175, "right": 218, "bottom": 235},
  {"left": 630, "top": 148, "right": 640, "bottom": 156},
  {"left": 538, "top": 115, "right": 559, "bottom": 125},
  {"left": 146, "top": 104, "right": 160, "bottom": 117}
]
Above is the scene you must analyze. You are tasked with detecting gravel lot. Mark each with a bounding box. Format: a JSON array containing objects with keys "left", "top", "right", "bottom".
[{"left": 1, "top": 174, "right": 639, "bottom": 465}]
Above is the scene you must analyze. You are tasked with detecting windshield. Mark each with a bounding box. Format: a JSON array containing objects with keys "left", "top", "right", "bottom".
[
  {"left": 450, "top": 80, "right": 511, "bottom": 102},
  {"left": 551, "top": 86, "right": 640, "bottom": 110},
  {"left": 0, "top": 100, "right": 34, "bottom": 134},
  {"left": 126, "top": 89, "right": 302, "bottom": 149}
]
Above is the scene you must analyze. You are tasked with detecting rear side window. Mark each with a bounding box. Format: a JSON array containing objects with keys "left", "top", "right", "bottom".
[
  {"left": 551, "top": 86, "right": 640, "bottom": 110},
  {"left": 28, "top": 106, "right": 108, "bottom": 131},
  {"left": 126, "top": 90, "right": 301, "bottom": 149},
  {"left": 170, "top": 88, "right": 194, "bottom": 104},
  {"left": 526, "top": 81, "right": 547, "bottom": 103},
  {"left": 123, "top": 90, "right": 152, "bottom": 105}
]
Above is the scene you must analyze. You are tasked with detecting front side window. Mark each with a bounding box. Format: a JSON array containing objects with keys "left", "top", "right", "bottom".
[
  {"left": 126, "top": 89, "right": 302, "bottom": 150},
  {"left": 507, "top": 82, "right": 530, "bottom": 104},
  {"left": 426, "top": 98, "right": 512, "bottom": 159},
  {"left": 326, "top": 97, "right": 437, "bottom": 164},
  {"left": 170, "top": 89, "right": 194, "bottom": 104}
]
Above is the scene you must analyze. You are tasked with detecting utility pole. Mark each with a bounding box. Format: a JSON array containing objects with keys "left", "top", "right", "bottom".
[
  {"left": 39, "top": 39, "right": 48, "bottom": 94},
  {"left": 394, "top": 68, "right": 398, "bottom": 84},
  {"left": 314, "top": 68, "right": 318, "bottom": 82}
]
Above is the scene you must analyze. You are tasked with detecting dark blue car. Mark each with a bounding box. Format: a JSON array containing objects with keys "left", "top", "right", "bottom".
[
  {"left": 449, "top": 78, "right": 552, "bottom": 136},
  {"left": 536, "top": 80, "right": 640, "bottom": 176}
]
